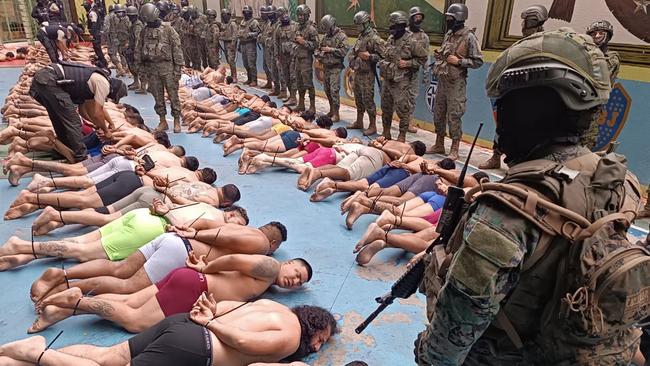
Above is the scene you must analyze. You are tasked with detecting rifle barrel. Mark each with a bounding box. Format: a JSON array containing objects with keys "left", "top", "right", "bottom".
[
  {"left": 456, "top": 122, "right": 484, "bottom": 188},
  {"left": 355, "top": 299, "right": 392, "bottom": 334}
]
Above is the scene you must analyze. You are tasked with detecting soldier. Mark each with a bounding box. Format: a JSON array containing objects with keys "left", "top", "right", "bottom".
[
  {"left": 480, "top": 4, "right": 548, "bottom": 169},
  {"left": 108, "top": 4, "right": 129, "bottom": 77},
  {"left": 264, "top": 5, "right": 281, "bottom": 95},
  {"left": 414, "top": 29, "right": 641, "bottom": 365},
  {"left": 315, "top": 15, "right": 348, "bottom": 122},
  {"left": 581, "top": 20, "right": 620, "bottom": 150},
  {"left": 204, "top": 9, "right": 221, "bottom": 69},
  {"left": 125, "top": 5, "right": 146, "bottom": 93},
  {"left": 136, "top": 3, "right": 184, "bottom": 133},
  {"left": 32, "top": 0, "right": 50, "bottom": 25},
  {"left": 377, "top": 11, "right": 427, "bottom": 142},
  {"left": 176, "top": 6, "right": 190, "bottom": 68},
  {"left": 220, "top": 8, "right": 239, "bottom": 82},
  {"left": 83, "top": 0, "right": 107, "bottom": 68},
  {"left": 292, "top": 4, "right": 319, "bottom": 113},
  {"left": 258, "top": 6, "right": 272, "bottom": 89},
  {"left": 185, "top": 6, "right": 204, "bottom": 70},
  {"left": 197, "top": 10, "right": 210, "bottom": 69},
  {"left": 406, "top": 6, "right": 430, "bottom": 133},
  {"left": 348, "top": 11, "right": 384, "bottom": 135},
  {"left": 275, "top": 6, "right": 297, "bottom": 104},
  {"left": 238, "top": 5, "right": 261, "bottom": 86},
  {"left": 429, "top": 3, "right": 483, "bottom": 160},
  {"left": 117, "top": 6, "right": 132, "bottom": 77}
]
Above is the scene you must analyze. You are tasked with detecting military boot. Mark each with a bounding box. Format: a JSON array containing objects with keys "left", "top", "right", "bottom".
[
  {"left": 136, "top": 81, "right": 147, "bottom": 94},
  {"left": 331, "top": 107, "right": 340, "bottom": 122},
  {"left": 348, "top": 111, "right": 364, "bottom": 130},
  {"left": 479, "top": 151, "right": 502, "bottom": 169},
  {"left": 249, "top": 79, "right": 258, "bottom": 87},
  {"left": 172, "top": 116, "right": 181, "bottom": 133},
  {"left": 285, "top": 91, "right": 298, "bottom": 106},
  {"left": 277, "top": 90, "right": 287, "bottom": 99},
  {"left": 261, "top": 80, "right": 272, "bottom": 89},
  {"left": 127, "top": 76, "right": 140, "bottom": 90},
  {"left": 295, "top": 92, "right": 306, "bottom": 112},
  {"left": 308, "top": 89, "right": 316, "bottom": 113},
  {"left": 381, "top": 122, "right": 392, "bottom": 140},
  {"left": 427, "top": 134, "right": 446, "bottom": 154},
  {"left": 363, "top": 113, "right": 377, "bottom": 136},
  {"left": 155, "top": 115, "right": 169, "bottom": 132},
  {"left": 448, "top": 139, "right": 461, "bottom": 161},
  {"left": 397, "top": 131, "right": 407, "bottom": 143}
]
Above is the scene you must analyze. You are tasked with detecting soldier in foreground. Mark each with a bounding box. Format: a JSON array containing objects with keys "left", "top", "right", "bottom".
[
  {"left": 239, "top": 5, "right": 261, "bottom": 86},
  {"left": 406, "top": 7, "right": 430, "bottom": 133},
  {"left": 428, "top": 3, "right": 483, "bottom": 160},
  {"left": 315, "top": 15, "right": 348, "bottom": 122},
  {"left": 293, "top": 4, "right": 319, "bottom": 113},
  {"left": 276, "top": 6, "right": 297, "bottom": 104},
  {"left": 415, "top": 29, "right": 642, "bottom": 365}
]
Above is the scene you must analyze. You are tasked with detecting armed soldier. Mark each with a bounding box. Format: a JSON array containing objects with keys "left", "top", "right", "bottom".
[
  {"left": 136, "top": 3, "right": 184, "bottom": 133},
  {"left": 258, "top": 6, "right": 271, "bottom": 89},
  {"left": 107, "top": 4, "right": 127, "bottom": 76},
  {"left": 480, "top": 4, "right": 548, "bottom": 170},
  {"left": 176, "top": 6, "right": 190, "bottom": 68},
  {"left": 197, "top": 9, "right": 209, "bottom": 70},
  {"left": 415, "top": 29, "right": 643, "bottom": 365},
  {"left": 293, "top": 4, "right": 319, "bottom": 113},
  {"left": 185, "top": 6, "right": 205, "bottom": 70},
  {"left": 220, "top": 8, "right": 239, "bottom": 82},
  {"left": 261, "top": 5, "right": 280, "bottom": 92},
  {"left": 315, "top": 15, "right": 348, "bottom": 122},
  {"left": 126, "top": 6, "right": 146, "bottom": 93},
  {"left": 581, "top": 20, "right": 620, "bottom": 150},
  {"left": 275, "top": 6, "right": 297, "bottom": 104},
  {"left": 116, "top": 5, "right": 132, "bottom": 77},
  {"left": 378, "top": 11, "right": 427, "bottom": 142},
  {"left": 429, "top": 3, "right": 483, "bottom": 160},
  {"left": 406, "top": 6, "right": 430, "bottom": 133},
  {"left": 102, "top": 4, "right": 114, "bottom": 48},
  {"left": 348, "top": 11, "right": 384, "bottom": 135},
  {"left": 204, "top": 9, "right": 221, "bottom": 69},
  {"left": 238, "top": 5, "right": 261, "bottom": 86}
]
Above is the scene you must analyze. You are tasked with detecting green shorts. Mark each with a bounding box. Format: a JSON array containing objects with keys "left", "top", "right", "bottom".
[{"left": 100, "top": 208, "right": 168, "bottom": 261}]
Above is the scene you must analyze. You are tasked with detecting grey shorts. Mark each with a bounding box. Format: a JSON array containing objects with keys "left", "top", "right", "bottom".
[
  {"left": 139, "top": 233, "right": 192, "bottom": 284},
  {"left": 82, "top": 153, "right": 119, "bottom": 172},
  {"left": 395, "top": 173, "right": 439, "bottom": 196}
]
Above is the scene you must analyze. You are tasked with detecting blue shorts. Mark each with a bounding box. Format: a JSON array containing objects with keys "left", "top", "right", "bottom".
[
  {"left": 366, "top": 165, "right": 411, "bottom": 187},
  {"left": 280, "top": 130, "right": 301, "bottom": 150},
  {"left": 419, "top": 191, "right": 446, "bottom": 211},
  {"left": 235, "top": 107, "right": 251, "bottom": 116}
]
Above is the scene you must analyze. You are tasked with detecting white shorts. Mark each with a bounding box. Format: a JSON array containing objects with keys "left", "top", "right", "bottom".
[
  {"left": 245, "top": 116, "right": 274, "bottom": 135},
  {"left": 139, "top": 233, "right": 191, "bottom": 283},
  {"left": 87, "top": 156, "right": 136, "bottom": 185}
]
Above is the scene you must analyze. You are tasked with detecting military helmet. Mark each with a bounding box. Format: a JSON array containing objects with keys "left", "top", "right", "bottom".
[
  {"left": 445, "top": 3, "right": 468, "bottom": 21},
  {"left": 242, "top": 5, "right": 253, "bottom": 14},
  {"left": 156, "top": 1, "right": 171, "bottom": 17},
  {"left": 114, "top": 4, "right": 126, "bottom": 13},
  {"left": 587, "top": 20, "right": 614, "bottom": 40},
  {"left": 388, "top": 11, "right": 408, "bottom": 26},
  {"left": 409, "top": 6, "right": 425, "bottom": 19},
  {"left": 108, "top": 4, "right": 115, "bottom": 12},
  {"left": 221, "top": 8, "right": 232, "bottom": 16},
  {"left": 353, "top": 11, "right": 370, "bottom": 25},
  {"left": 139, "top": 3, "right": 160, "bottom": 23},
  {"left": 126, "top": 5, "right": 138, "bottom": 16},
  {"left": 276, "top": 6, "right": 288, "bottom": 16},
  {"left": 521, "top": 4, "right": 548, "bottom": 26},
  {"left": 296, "top": 4, "right": 311, "bottom": 23},
  {"left": 205, "top": 8, "right": 217, "bottom": 18},
  {"left": 260, "top": 5, "right": 268, "bottom": 14},
  {"left": 320, "top": 14, "right": 336, "bottom": 32},
  {"left": 268, "top": 5, "right": 277, "bottom": 13},
  {"left": 486, "top": 29, "right": 611, "bottom": 111}
]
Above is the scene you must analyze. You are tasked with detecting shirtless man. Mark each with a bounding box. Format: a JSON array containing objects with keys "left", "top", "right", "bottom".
[
  {"left": 31, "top": 182, "right": 242, "bottom": 235},
  {"left": 0, "top": 298, "right": 335, "bottom": 365},
  {"left": 30, "top": 221, "right": 287, "bottom": 301},
  {"left": 29, "top": 254, "right": 313, "bottom": 334},
  {"left": 0, "top": 200, "right": 248, "bottom": 271}
]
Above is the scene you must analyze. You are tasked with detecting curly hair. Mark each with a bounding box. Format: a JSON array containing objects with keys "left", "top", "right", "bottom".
[{"left": 284, "top": 305, "right": 337, "bottom": 361}]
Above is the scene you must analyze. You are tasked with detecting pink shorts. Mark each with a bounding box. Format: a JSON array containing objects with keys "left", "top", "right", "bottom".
[
  {"left": 303, "top": 147, "right": 336, "bottom": 168},
  {"left": 422, "top": 209, "right": 441, "bottom": 225}
]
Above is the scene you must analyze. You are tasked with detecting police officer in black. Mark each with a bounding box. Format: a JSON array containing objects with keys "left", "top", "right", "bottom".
[
  {"left": 32, "top": 0, "right": 50, "bottom": 25},
  {"left": 84, "top": 0, "right": 108, "bottom": 68},
  {"left": 29, "top": 62, "right": 127, "bottom": 162},
  {"left": 36, "top": 23, "right": 82, "bottom": 63}
]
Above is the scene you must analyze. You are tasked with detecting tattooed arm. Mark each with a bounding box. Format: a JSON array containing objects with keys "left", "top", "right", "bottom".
[{"left": 196, "top": 254, "right": 279, "bottom": 281}]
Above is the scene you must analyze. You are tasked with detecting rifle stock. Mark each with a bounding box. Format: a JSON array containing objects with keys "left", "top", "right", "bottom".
[{"left": 356, "top": 122, "right": 484, "bottom": 334}]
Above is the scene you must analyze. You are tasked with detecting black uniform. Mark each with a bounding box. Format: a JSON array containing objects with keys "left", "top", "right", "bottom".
[
  {"left": 87, "top": 5, "right": 108, "bottom": 68},
  {"left": 29, "top": 62, "right": 112, "bottom": 162},
  {"left": 36, "top": 24, "right": 69, "bottom": 63},
  {"left": 31, "top": 3, "right": 50, "bottom": 24}
]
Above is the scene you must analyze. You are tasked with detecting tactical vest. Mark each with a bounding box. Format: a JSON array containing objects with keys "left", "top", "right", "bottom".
[
  {"left": 262, "top": 22, "right": 277, "bottom": 49},
  {"left": 205, "top": 22, "right": 220, "bottom": 45},
  {"left": 220, "top": 21, "right": 238, "bottom": 42},
  {"left": 55, "top": 61, "right": 110, "bottom": 105},
  {"left": 433, "top": 26, "right": 473, "bottom": 79},
  {"left": 238, "top": 18, "right": 259, "bottom": 42},
  {"left": 293, "top": 22, "right": 316, "bottom": 59},
  {"left": 350, "top": 28, "right": 381, "bottom": 73},
  {"left": 277, "top": 22, "right": 296, "bottom": 55},
  {"left": 380, "top": 31, "right": 416, "bottom": 83},
  {"left": 423, "top": 151, "right": 645, "bottom": 363},
  {"left": 141, "top": 24, "right": 175, "bottom": 63},
  {"left": 41, "top": 24, "right": 66, "bottom": 40},
  {"left": 317, "top": 29, "right": 346, "bottom": 68}
]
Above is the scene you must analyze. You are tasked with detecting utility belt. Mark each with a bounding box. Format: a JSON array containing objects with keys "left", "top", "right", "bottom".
[{"left": 47, "top": 64, "right": 74, "bottom": 86}]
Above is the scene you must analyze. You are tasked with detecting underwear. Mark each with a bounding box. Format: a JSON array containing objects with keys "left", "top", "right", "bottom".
[
  {"left": 128, "top": 313, "right": 212, "bottom": 366},
  {"left": 234, "top": 107, "right": 251, "bottom": 116},
  {"left": 95, "top": 171, "right": 144, "bottom": 206},
  {"left": 81, "top": 153, "right": 119, "bottom": 172},
  {"left": 272, "top": 123, "right": 292, "bottom": 135},
  {"left": 422, "top": 209, "right": 442, "bottom": 225},
  {"left": 337, "top": 147, "right": 385, "bottom": 181},
  {"left": 190, "top": 87, "right": 212, "bottom": 101},
  {"left": 419, "top": 191, "right": 446, "bottom": 211},
  {"left": 88, "top": 156, "right": 136, "bottom": 185},
  {"left": 366, "top": 165, "right": 411, "bottom": 188},
  {"left": 245, "top": 116, "right": 274, "bottom": 135},
  {"left": 220, "top": 98, "right": 230, "bottom": 105},
  {"left": 302, "top": 147, "right": 336, "bottom": 168},
  {"left": 140, "top": 233, "right": 193, "bottom": 284},
  {"left": 233, "top": 111, "right": 261, "bottom": 126},
  {"left": 280, "top": 130, "right": 301, "bottom": 150},
  {"left": 395, "top": 173, "right": 439, "bottom": 196},
  {"left": 204, "top": 94, "right": 225, "bottom": 104},
  {"left": 82, "top": 132, "right": 104, "bottom": 157},
  {"left": 155, "top": 268, "right": 208, "bottom": 317},
  {"left": 99, "top": 208, "right": 168, "bottom": 260}
]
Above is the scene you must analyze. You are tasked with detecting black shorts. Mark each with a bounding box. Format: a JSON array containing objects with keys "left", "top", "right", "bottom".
[
  {"left": 234, "top": 111, "right": 261, "bottom": 126},
  {"left": 95, "top": 171, "right": 143, "bottom": 206},
  {"left": 394, "top": 173, "right": 439, "bottom": 196},
  {"left": 128, "top": 313, "right": 212, "bottom": 366}
]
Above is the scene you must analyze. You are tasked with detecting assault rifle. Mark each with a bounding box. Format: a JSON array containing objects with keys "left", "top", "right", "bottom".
[{"left": 355, "top": 122, "right": 484, "bottom": 334}]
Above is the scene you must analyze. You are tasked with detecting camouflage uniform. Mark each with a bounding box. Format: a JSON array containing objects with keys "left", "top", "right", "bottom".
[
  {"left": 293, "top": 20, "right": 319, "bottom": 111},
  {"left": 349, "top": 26, "right": 384, "bottom": 131},
  {"left": 136, "top": 23, "right": 184, "bottom": 119},
  {"left": 173, "top": 17, "right": 190, "bottom": 68},
  {"left": 432, "top": 26, "right": 483, "bottom": 141},
  {"left": 187, "top": 15, "right": 207, "bottom": 70},
  {"left": 197, "top": 14, "right": 209, "bottom": 69},
  {"left": 108, "top": 13, "right": 125, "bottom": 70},
  {"left": 116, "top": 16, "right": 131, "bottom": 71},
  {"left": 258, "top": 18, "right": 272, "bottom": 87},
  {"left": 103, "top": 12, "right": 114, "bottom": 50},
  {"left": 238, "top": 17, "right": 261, "bottom": 84},
  {"left": 220, "top": 20, "right": 239, "bottom": 79},
  {"left": 204, "top": 18, "right": 221, "bottom": 69},
  {"left": 127, "top": 18, "right": 145, "bottom": 87},
  {"left": 315, "top": 26, "right": 348, "bottom": 117},
  {"left": 264, "top": 21, "right": 281, "bottom": 94},
  {"left": 275, "top": 20, "right": 297, "bottom": 97},
  {"left": 378, "top": 30, "right": 427, "bottom": 140},
  {"left": 408, "top": 29, "right": 429, "bottom": 115}
]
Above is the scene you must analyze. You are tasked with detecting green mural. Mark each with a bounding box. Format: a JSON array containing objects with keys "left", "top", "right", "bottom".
[{"left": 321, "top": 0, "right": 445, "bottom": 34}]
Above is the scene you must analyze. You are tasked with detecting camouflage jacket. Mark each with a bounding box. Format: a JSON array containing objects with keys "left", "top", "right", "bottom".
[
  {"left": 378, "top": 30, "right": 427, "bottom": 83},
  {"left": 408, "top": 29, "right": 430, "bottom": 71},
  {"left": 220, "top": 20, "right": 239, "bottom": 42},
  {"left": 129, "top": 19, "right": 144, "bottom": 52},
  {"left": 315, "top": 27, "right": 349, "bottom": 68},
  {"left": 238, "top": 18, "right": 261, "bottom": 43},
  {"left": 349, "top": 27, "right": 384, "bottom": 73},
  {"left": 293, "top": 21, "right": 318, "bottom": 59},
  {"left": 204, "top": 19, "right": 220, "bottom": 45},
  {"left": 188, "top": 15, "right": 207, "bottom": 39},
  {"left": 432, "top": 26, "right": 483, "bottom": 79},
  {"left": 136, "top": 23, "right": 184, "bottom": 69},
  {"left": 604, "top": 49, "right": 620, "bottom": 84},
  {"left": 258, "top": 19, "right": 269, "bottom": 45},
  {"left": 275, "top": 21, "right": 297, "bottom": 56}
]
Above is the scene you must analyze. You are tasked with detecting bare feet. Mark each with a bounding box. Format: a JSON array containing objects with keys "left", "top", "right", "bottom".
[
  {"left": 28, "top": 305, "right": 71, "bottom": 333},
  {"left": 354, "top": 223, "right": 386, "bottom": 253},
  {"left": 7, "top": 165, "right": 30, "bottom": 186},
  {"left": 26, "top": 174, "right": 53, "bottom": 193},
  {"left": 2, "top": 151, "right": 25, "bottom": 175},
  {"left": 31, "top": 206, "right": 64, "bottom": 235},
  {"left": 0, "top": 254, "right": 35, "bottom": 271},
  {"left": 245, "top": 159, "right": 269, "bottom": 175},
  {"left": 0, "top": 335, "right": 46, "bottom": 362},
  {"left": 39, "top": 287, "right": 82, "bottom": 309},
  {"left": 356, "top": 240, "right": 387, "bottom": 266},
  {"left": 9, "top": 190, "right": 30, "bottom": 208},
  {"left": 310, "top": 178, "right": 337, "bottom": 202},
  {"left": 4, "top": 203, "right": 38, "bottom": 220},
  {"left": 376, "top": 210, "right": 398, "bottom": 230},
  {"left": 30, "top": 268, "right": 65, "bottom": 303},
  {"left": 222, "top": 136, "right": 242, "bottom": 157},
  {"left": 340, "top": 191, "right": 363, "bottom": 214},
  {"left": 345, "top": 202, "right": 370, "bottom": 230},
  {"left": 297, "top": 166, "right": 320, "bottom": 191}
]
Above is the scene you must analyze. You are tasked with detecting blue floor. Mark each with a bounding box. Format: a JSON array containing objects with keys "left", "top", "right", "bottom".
[{"left": 0, "top": 68, "right": 428, "bottom": 365}]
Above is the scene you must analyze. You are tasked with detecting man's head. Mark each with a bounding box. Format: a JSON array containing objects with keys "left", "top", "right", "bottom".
[
  {"left": 156, "top": 1, "right": 172, "bottom": 20},
  {"left": 345, "top": 362, "right": 368, "bottom": 366},
  {"left": 388, "top": 11, "right": 408, "bottom": 39},
  {"left": 218, "top": 183, "right": 241, "bottom": 207},
  {"left": 108, "top": 78, "right": 128, "bottom": 103},
  {"left": 353, "top": 11, "right": 371, "bottom": 33},
  {"left": 223, "top": 205, "right": 249, "bottom": 225},
  {"left": 277, "top": 7, "right": 289, "bottom": 25},
  {"left": 287, "top": 306, "right": 337, "bottom": 360},
  {"left": 472, "top": 171, "right": 489, "bottom": 184},
  {"left": 205, "top": 8, "right": 217, "bottom": 21},
  {"left": 220, "top": 8, "right": 231, "bottom": 23},
  {"left": 296, "top": 4, "right": 311, "bottom": 25},
  {"left": 315, "top": 115, "right": 332, "bottom": 129},
  {"left": 587, "top": 20, "right": 614, "bottom": 50},
  {"left": 486, "top": 29, "right": 611, "bottom": 165},
  {"left": 520, "top": 5, "right": 548, "bottom": 37},
  {"left": 261, "top": 221, "right": 287, "bottom": 254},
  {"left": 410, "top": 140, "right": 426, "bottom": 156},
  {"left": 320, "top": 14, "right": 336, "bottom": 35},
  {"left": 153, "top": 131, "right": 171, "bottom": 148},
  {"left": 242, "top": 5, "right": 253, "bottom": 20},
  {"left": 182, "top": 156, "right": 199, "bottom": 171},
  {"left": 276, "top": 258, "right": 313, "bottom": 289},
  {"left": 445, "top": 3, "right": 467, "bottom": 32},
  {"left": 334, "top": 127, "right": 347, "bottom": 138},
  {"left": 126, "top": 5, "right": 138, "bottom": 21},
  {"left": 198, "top": 167, "right": 217, "bottom": 184},
  {"left": 409, "top": 6, "right": 425, "bottom": 31},
  {"left": 260, "top": 6, "right": 268, "bottom": 21},
  {"left": 436, "top": 158, "right": 456, "bottom": 170},
  {"left": 169, "top": 145, "right": 185, "bottom": 156},
  {"left": 267, "top": 5, "right": 277, "bottom": 23},
  {"left": 115, "top": 4, "right": 126, "bottom": 17},
  {"left": 140, "top": 3, "right": 161, "bottom": 26}
]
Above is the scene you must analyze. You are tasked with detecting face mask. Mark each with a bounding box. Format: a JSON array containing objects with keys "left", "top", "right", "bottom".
[
  {"left": 281, "top": 16, "right": 290, "bottom": 25},
  {"left": 446, "top": 19, "right": 456, "bottom": 30},
  {"left": 221, "top": 15, "right": 230, "bottom": 23},
  {"left": 269, "top": 14, "right": 276, "bottom": 22},
  {"left": 356, "top": 23, "right": 366, "bottom": 33},
  {"left": 243, "top": 11, "right": 252, "bottom": 20},
  {"left": 128, "top": 15, "right": 137, "bottom": 22},
  {"left": 147, "top": 19, "right": 161, "bottom": 28},
  {"left": 389, "top": 25, "right": 406, "bottom": 39},
  {"left": 411, "top": 18, "right": 422, "bottom": 31}
]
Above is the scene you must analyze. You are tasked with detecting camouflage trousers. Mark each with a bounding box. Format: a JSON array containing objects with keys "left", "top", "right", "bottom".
[
  {"left": 264, "top": 47, "right": 280, "bottom": 91},
  {"left": 206, "top": 42, "right": 220, "bottom": 69},
  {"left": 223, "top": 41, "right": 237, "bottom": 79},
  {"left": 279, "top": 52, "right": 295, "bottom": 93},
  {"left": 294, "top": 56, "right": 314, "bottom": 93},
  {"left": 144, "top": 62, "right": 181, "bottom": 118},
  {"left": 381, "top": 79, "right": 413, "bottom": 133},
  {"left": 323, "top": 66, "right": 343, "bottom": 110},
  {"left": 240, "top": 41, "right": 257, "bottom": 82},
  {"left": 186, "top": 36, "right": 202, "bottom": 70},
  {"left": 433, "top": 76, "right": 467, "bottom": 140},
  {"left": 199, "top": 39, "right": 208, "bottom": 70},
  {"left": 261, "top": 45, "right": 271, "bottom": 82},
  {"left": 408, "top": 72, "right": 421, "bottom": 115},
  {"left": 108, "top": 40, "right": 125, "bottom": 67},
  {"left": 181, "top": 36, "right": 190, "bottom": 68},
  {"left": 353, "top": 70, "right": 376, "bottom": 116}
]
